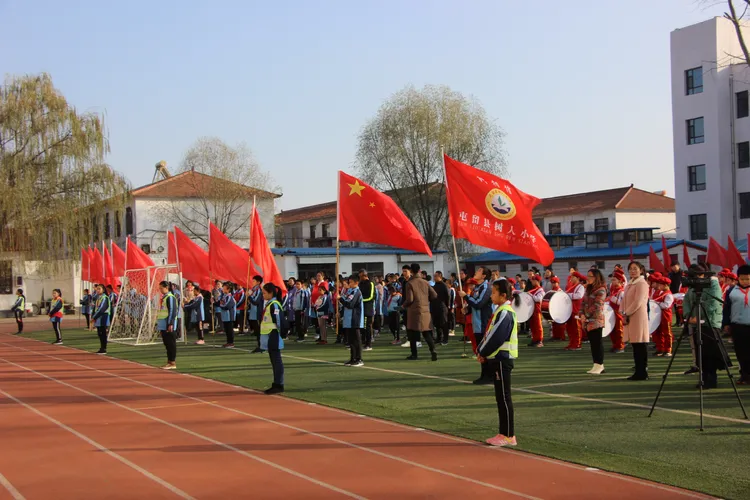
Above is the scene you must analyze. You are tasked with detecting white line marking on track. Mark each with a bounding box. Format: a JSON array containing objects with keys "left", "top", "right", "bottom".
[
  {"left": 134, "top": 401, "right": 217, "bottom": 411},
  {"left": 0, "top": 472, "right": 24, "bottom": 500},
  {"left": 0, "top": 336, "right": 717, "bottom": 499},
  {"left": 0, "top": 387, "right": 193, "bottom": 499},
  {"left": 0, "top": 357, "right": 365, "bottom": 500}
]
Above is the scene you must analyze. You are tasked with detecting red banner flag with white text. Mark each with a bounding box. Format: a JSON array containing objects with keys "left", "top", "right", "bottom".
[
  {"left": 175, "top": 227, "right": 212, "bottom": 290},
  {"left": 209, "top": 222, "right": 258, "bottom": 287},
  {"left": 250, "top": 205, "right": 287, "bottom": 296},
  {"left": 443, "top": 154, "right": 554, "bottom": 266}
]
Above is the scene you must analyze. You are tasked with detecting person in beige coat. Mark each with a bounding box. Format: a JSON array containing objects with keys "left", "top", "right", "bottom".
[
  {"left": 621, "top": 261, "right": 650, "bottom": 380},
  {"left": 403, "top": 263, "right": 438, "bottom": 361}
]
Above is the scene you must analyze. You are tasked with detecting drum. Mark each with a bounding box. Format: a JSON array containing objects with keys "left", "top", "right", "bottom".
[
  {"left": 648, "top": 300, "right": 661, "bottom": 334},
  {"left": 541, "top": 291, "right": 572, "bottom": 324},
  {"left": 602, "top": 304, "right": 615, "bottom": 338},
  {"left": 673, "top": 293, "right": 685, "bottom": 301},
  {"left": 512, "top": 292, "right": 534, "bottom": 323}
]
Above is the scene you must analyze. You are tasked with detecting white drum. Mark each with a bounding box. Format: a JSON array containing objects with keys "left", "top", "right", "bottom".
[
  {"left": 648, "top": 300, "right": 662, "bottom": 334},
  {"left": 602, "top": 304, "right": 615, "bottom": 338},
  {"left": 541, "top": 291, "right": 572, "bottom": 324},
  {"left": 512, "top": 292, "right": 535, "bottom": 323}
]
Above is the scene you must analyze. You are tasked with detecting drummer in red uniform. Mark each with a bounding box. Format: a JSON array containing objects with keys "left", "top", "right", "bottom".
[
  {"left": 608, "top": 270, "right": 626, "bottom": 353},
  {"left": 549, "top": 277, "right": 566, "bottom": 341},
  {"left": 648, "top": 272, "right": 662, "bottom": 299},
  {"left": 653, "top": 276, "right": 674, "bottom": 357},
  {"left": 527, "top": 274, "right": 545, "bottom": 347},
  {"left": 564, "top": 272, "right": 586, "bottom": 351}
]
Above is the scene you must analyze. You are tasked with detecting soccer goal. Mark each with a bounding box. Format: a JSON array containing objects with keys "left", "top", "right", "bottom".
[{"left": 108, "top": 266, "right": 186, "bottom": 345}]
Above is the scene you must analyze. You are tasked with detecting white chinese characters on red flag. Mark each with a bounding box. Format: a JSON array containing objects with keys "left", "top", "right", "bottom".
[{"left": 443, "top": 154, "right": 554, "bottom": 266}]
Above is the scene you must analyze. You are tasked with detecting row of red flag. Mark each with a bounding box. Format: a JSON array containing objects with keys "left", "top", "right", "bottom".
[{"left": 647, "top": 235, "right": 748, "bottom": 274}]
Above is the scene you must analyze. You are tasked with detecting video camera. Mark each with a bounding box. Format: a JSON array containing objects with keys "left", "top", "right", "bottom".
[{"left": 682, "top": 269, "right": 715, "bottom": 291}]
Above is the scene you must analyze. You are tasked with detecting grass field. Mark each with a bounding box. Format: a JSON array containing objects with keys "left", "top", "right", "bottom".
[{"left": 14, "top": 324, "right": 750, "bottom": 499}]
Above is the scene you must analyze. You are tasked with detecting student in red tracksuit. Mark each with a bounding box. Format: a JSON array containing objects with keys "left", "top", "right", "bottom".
[
  {"left": 653, "top": 277, "right": 674, "bottom": 357},
  {"left": 549, "top": 277, "right": 567, "bottom": 341},
  {"left": 608, "top": 270, "right": 626, "bottom": 353},
  {"left": 527, "top": 274, "right": 545, "bottom": 347},
  {"left": 564, "top": 272, "right": 586, "bottom": 350}
]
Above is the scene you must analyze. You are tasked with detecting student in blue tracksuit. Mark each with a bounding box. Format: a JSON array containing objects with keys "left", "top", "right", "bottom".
[
  {"left": 459, "top": 267, "right": 494, "bottom": 385},
  {"left": 89, "top": 286, "right": 100, "bottom": 331},
  {"left": 106, "top": 285, "right": 119, "bottom": 311},
  {"left": 157, "top": 280, "right": 178, "bottom": 369},
  {"left": 184, "top": 286, "right": 206, "bottom": 344},
  {"left": 479, "top": 278, "right": 520, "bottom": 447},
  {"left": 722, "top": 264, "right": 750, "bottom": 385},
  {"left": 79, "top": 288, "right": 92, "bottom": 330},
  {"left": 48, "top": 289, "right": 64, "bottom": 344},
  {"left": 11, "top": 289, "right": 26, "bottom": 334},
  {"left": 92, "top": 284, "right": 111, "bottom": 354},
  {"left": 248, "top": 275, "right": 264, "bottom": 353},
  {"left": 341, "top": 275, "right": 365, "bottom": 367},
  {"left": 218, "top": 283, "right": 237, "bottom": 348},
  {"left": 261, "top": 283, "right": 285, "bottom": 394},
  {"left": 386, "top": 285, "right": 402, "bottom": 343},
  {"left": 292, "top": 280, "right": 309, "bottom": 341}
]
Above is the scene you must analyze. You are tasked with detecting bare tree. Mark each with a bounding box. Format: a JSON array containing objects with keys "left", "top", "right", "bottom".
[
  {"left": 355, "top": 84, "right": 506, "bottom": 250},
  {"left": 0, "top": 73, "right": 129, "bottom": 260},
  {"left": 706, "top": 1, "right": 750, "bottom": 64},
  {"left": 150, "top": 137, "right": 278, "bottom": 245}
]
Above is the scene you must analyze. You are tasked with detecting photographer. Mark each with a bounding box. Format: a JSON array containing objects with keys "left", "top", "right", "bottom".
[{"left": 682, "top": 264, "right": 725, "bottom": 389}]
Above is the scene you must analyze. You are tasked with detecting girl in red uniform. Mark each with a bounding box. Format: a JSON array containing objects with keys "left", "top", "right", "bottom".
[
  {"left": 527, "top": 274, "right": 545, "bottom": 347},
  {"left": 550, "top": 277, "right": 567, "bottom": 341},
  {"left": 608, "top": 270, "right": 626, "bottom": 353},
  {"left": 564, "top": 272, "right": 586, "bottom": 351},
  {"left": 653, "top": 277, "right": 674, "bottom": 357}
]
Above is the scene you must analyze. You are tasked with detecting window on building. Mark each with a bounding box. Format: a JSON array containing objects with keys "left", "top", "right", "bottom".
[
  {"left": 309, "top": 224, "right": 317, "bottom": 240},
  {"left": 497, "top": 264, "right": 507, "bottom": 273},
  {"left": 520, "top": 263, "right": 529, "bottom": 272},
  {"left": 687, "top": 164, "right": 706, "bottom": 191},
  {"left": 594, "top": 218, "right": 609, "bottom": 231},
  {"left": 687, "top": 117, "right": 704, "bottom": 145},
  {"left": 0, "top": 260, "right": 12, "bottom": 295},
  {"left": 114, "top": 211, "right": 121, "bottom": 238},
  {"left": 586, "top": 233, "right": 609, "bottom": 249},
  {"left": 548, "top": 223, "right": 561, "bottom": 235},
  {"left": 570, "top": 220, "right": 584, "bottom": 234},
  {"left": 125, "top": 207, "right": 133, "bottom": 236},
  {"left": 352, "top": 262, "right": 384, "bottom": 277},
  {"left": 104, "top": 212, "right": 110, "bottom": 239},
  {"left": 689, "top": 214, "right": 708, "bottom": 240},
  {"left": 595, "top": 261, "right": 606, "bottom": 270},
  {"left": 560, "top": 236, "right": 575, "bottom": 247},
  {"left": 738, "top": 91, "right": 749, "bottom": 119},
  {"left": 739, "top": 142, "right": 750, "bottom": 169},
  {"left": 685, "top": 67, "right": 703, "bottom": 95},
  {"left": 740, "top": 192, "right": 750, "bottom": 219},
  {"left": 637, "top": 230, "right": 654, "bottom": 242},
  {"left": 140, "top": 244, "right": 151, "bottom": 254},
  {"left": 321, "top": 223, "right": 330, "bottom": 238},
  {"left": 533, "top": 218, "right": 543, "bottom": 230}
]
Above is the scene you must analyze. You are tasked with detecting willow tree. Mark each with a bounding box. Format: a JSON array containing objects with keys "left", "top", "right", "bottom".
[
  {"left": 0, "top": 73, "right": 129, "bottom": 262},
  {"left": 355, "top": 84, "right": 507, "bottom": 251}
]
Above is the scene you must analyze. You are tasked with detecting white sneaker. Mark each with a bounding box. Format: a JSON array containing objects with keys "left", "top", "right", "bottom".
[
  {"left": 401, "top": 341, "right": 411, "bottom": 348},
  {"left": 588, "top": 363, "right": 605, "bottom": 375},
  {"left": 448, "top": 330, "right": 455, "bottom": 336},
  {"left": 364, "top": 346, "right": 373, "bottom": 351},
  {"left": 416, "top": 342, "right": 422, "bottom": 348}
]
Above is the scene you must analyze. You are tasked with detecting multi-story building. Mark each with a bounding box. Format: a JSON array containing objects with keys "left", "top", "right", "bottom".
[{"left": 671, "top": 17, "right": 750, "bottom": 243}]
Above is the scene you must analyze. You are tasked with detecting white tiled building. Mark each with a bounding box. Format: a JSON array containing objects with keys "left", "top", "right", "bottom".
[{"left": 671, "top": 17, "right": 750, "bottom": 243}]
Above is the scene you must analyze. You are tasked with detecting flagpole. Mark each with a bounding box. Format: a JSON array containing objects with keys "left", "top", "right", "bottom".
[
  {"left": 335, "top": 172, "right": 341, "bottom": 344},
  {"left": 247, "top": 197, "right": 256, "bottom": 291},
  {"left": 208, "top": 216, "right": 216, "bottom": 345},
  {"left": 441, "top": 147, "right": 462, "bottom": 291}
]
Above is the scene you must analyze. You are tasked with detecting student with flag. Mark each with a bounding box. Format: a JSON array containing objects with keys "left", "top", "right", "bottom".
[
  {"left": 248, "top": 275, "right": 264, "bottom": 353},
  {"left": 157, "top": 280, "right": 178, "bottom": 370},
  {"left": 260, "top": 283, "right": 286, "bottom": 394},
  {"left": 11, "top": 289, "right": 26, "bottom": 334},
  {"left": 340, "top": 275, "right": 365, "bottom": 367},
  {"left": 459, "top": 267, "right": 493, "bottom": 383},
  {"left": 92, "top": 284, "right": 111, "bottom": 354}
]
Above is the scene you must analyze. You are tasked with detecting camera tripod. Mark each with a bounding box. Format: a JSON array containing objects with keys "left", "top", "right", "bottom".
[{"left": 648, "top": 290, "right": 748, "bottom": 430}]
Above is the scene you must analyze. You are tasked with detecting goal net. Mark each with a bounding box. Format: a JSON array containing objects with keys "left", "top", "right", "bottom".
[{"left": 108, "top": 266, "right": 186, "bottom": 345}]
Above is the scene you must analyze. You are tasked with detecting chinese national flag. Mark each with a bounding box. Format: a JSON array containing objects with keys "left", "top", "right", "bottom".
[
  {"left": 661, "top": 236, "right": 672, "bottom": 268},
  {"left": 648, "top": 245, "right": 666, "bottom": 274},
  {"left": 81, "top": 248, "right": 90, "bottom": 282},
  {"left": 167, "top": 230, "right": 178, "bottom": 268},
  {"left": 338, "top": 172, "right": 432, "bottom": 256},
  {"left": 727, "top": 235, "right": 746, "bottom": 269},
  {"left": 126, "top": 237, "right": 155, "bottom": 270},
  {"left": 208, "top": 222, "right": 258, "bottom": 287},
  {"left": 706, "top": 237, "right": 728, "bottom": 268},
  {"left": 683, "top": 244, "right": 691, "bottom": 267},
  {"left": 250, "top": 205, "right": 287, "bottom": 296},
  {"left": 175, "top": 227, "right": 212, "bottom": 290},
  {"left": 443, "top": 154, "right": 554, "bottom": 266},
  {"left": 90, "top": 247, "right": 104, "bottom": 284}
]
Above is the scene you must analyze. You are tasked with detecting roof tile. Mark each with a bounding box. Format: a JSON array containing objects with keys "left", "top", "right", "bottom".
[{"left": 131, "top": 171, "right": 280, "bottom": 199}]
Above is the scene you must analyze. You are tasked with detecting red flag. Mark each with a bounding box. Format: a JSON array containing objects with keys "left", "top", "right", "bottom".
[
  {"left": 81, "top": 248, "right": 90, "bottom": 282},
  {"left": 338, "top": 171, "right": 432, "bottom": 256},
  {"left": 126, "top": 237, "right": 155, "bottom": 270},
  {"left": 648, "top": 245, "right": 667, "bottom": 274},
  {"left": 113, "top": 243, "right": 126, "bottom": 278},
  {"left": 167, "top": 230, "right": 178, "bottom": 267},
  {"left": 102, "top": 244, "right": 114, "bottom": 286},
  {"left": 443, "top": 154, "right": 554, "bottom": 266},
  {"left": 90, "top": 247, "right": 104, "bottom": 284},
  {"left": 250, "top": 205, "right": 287, "bottom": 296},
  {"left": 209, "top": 222, "right": 258, "bottom": 287},
  {"left": 727, "top": 235, "right": 746, "bottom": 269},
  {"left": 661, "top": 236, "right": 672, "bottom": 268},
  {"left": 683, "top": 244, "right": 691, "bottom": 268},
  {"left": 706, "top": 237, "right": 728, "bottom": 268},
  {"left": 175, "top": 227, "right": 212, "bottom": 290}
]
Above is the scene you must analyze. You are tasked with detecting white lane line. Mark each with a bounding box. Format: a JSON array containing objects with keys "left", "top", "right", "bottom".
[
  {"left": 0, "top": 336, "right": 719, "bottom": 499},
  {"left": 0, "top": 387, "right": 192, "bottom": 500},
  {"left": 0, "top": 356, "right": 363, "bottom": 500},
  {"left": 0, "top": 472, "right": 24, "bottom": 500},
  {"left": 0, "top": 343, "right": 541, "bottom": 500}
]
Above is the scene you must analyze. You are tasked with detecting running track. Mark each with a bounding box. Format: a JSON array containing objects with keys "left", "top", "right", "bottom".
[{"left": 0, "top": 333, "right": 714, "bottom": 500}]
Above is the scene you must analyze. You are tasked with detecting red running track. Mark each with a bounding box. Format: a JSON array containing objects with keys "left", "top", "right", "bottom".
[{"left": 0, "top": 334, "right": 714, "bottom": 500}]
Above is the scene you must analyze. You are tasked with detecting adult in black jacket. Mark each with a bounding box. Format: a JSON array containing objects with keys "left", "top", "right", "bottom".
[
  {"left": 359, "top": 269, "right": 376, "bottom": 349},
  {"left": 668, "top": 263, "right": 683, "bottom": 325},
  {"left": 431, "top": 271, "right": 450, "bottom": 344}
]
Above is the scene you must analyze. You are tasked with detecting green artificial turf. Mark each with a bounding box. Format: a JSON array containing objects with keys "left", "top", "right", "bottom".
[{"left": 14, "top": 325, "right": 750, "bottom": 499}]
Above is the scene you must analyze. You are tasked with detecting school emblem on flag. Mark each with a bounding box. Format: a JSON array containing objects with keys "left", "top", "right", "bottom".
[{"left": 486, "top": 188, "right": 516, "bottom": 220}]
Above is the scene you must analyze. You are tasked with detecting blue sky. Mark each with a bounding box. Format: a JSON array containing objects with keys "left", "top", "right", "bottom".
[{"left": 0, "top": 0, "right": 729, "bottom": 210}]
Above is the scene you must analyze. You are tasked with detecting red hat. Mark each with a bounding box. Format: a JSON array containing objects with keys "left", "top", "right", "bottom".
[
  {"left": 572, "top": 271, "right": 587, "bottom": 281},
  {"left": 728, "top": 273, "right": 738, "bottom": 280},
  {"left": 550, "top": 277, "right": 560, "bottom": 284},
  {"left": 613, "top": 270, "right": 625, "bottom": 281},
  {"left": 532, "top": 274, "right": 542, "bottom": 281},
  {"left": 721, "top": 268, "right": 731, "bottom": 275},
  {"left": 507, "top": 277, "right": 517, "bottom": 285},
  {"left": 648, "top": 272, "right": 662, "bottom": 282},
  {"left": 661, "top": 277, "right": 671, "bottom": 285}
]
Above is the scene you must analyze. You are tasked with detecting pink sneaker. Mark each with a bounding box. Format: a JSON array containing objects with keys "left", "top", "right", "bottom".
[
  {"left": 486, "top": 434, "right": 517, "bottom": 447},
  {"left": 195, "top": 340, "right": 205, "bottom": 345}
]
